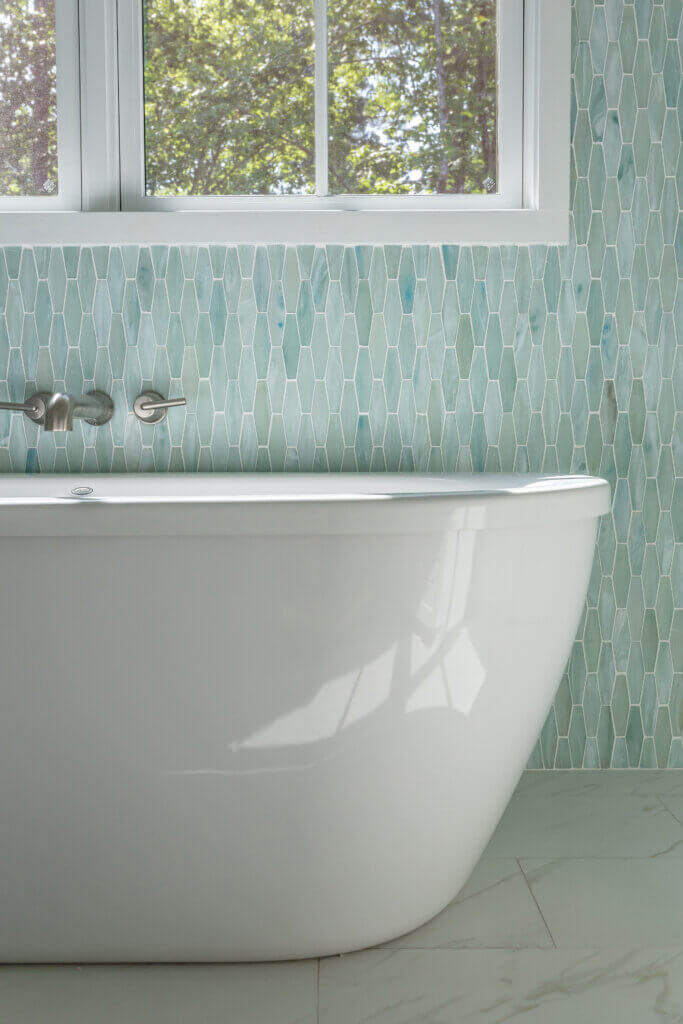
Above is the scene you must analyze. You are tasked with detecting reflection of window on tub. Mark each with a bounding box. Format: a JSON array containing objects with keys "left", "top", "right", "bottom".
[{"left": 0, "top": 0, "right": 570, "bottom": 244}]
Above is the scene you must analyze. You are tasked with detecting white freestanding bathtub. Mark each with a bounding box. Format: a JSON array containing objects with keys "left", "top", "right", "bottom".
[{"left": 0, "top": 472, "right": 609, "bottom": 962}]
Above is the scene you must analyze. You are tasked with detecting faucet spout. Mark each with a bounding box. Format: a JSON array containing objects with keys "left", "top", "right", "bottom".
[
  {"left": 44, "top": 393, "right": 75, "bottom": 431},
  {"left": 43, "top": 391, "right": 114, "bottom": 432}
]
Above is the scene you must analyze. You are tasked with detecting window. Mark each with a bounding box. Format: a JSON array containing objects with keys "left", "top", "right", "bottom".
[
  {"left": 0, "top": 0, "right": 570, "bottom": 243},
  {"left": 0, "top": 0, "right": 79, "bottom": 208}
]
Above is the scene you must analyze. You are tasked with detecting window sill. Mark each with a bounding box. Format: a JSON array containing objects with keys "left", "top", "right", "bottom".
[{"left": 0, "top": 208, "right": 569, "bottom": 246}]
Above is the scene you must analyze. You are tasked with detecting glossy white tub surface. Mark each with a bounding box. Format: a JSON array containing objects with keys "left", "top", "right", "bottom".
[{"left": 0, "top": 473, "right": 609, "bottom": 961}]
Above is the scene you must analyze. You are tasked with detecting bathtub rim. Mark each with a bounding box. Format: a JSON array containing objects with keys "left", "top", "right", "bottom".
[{"left": 0, "top": 472, "right": 609, "bottom": 536}]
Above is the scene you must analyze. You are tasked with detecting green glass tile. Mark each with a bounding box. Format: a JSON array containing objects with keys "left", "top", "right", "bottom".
[
  {"left": 499, "top": 280, "right": 518, "bottom": 344},
  {"left": 663, "top": 38, "right": 681, "bottom": 105},
  {"left": 135, "top": 248, "right": 154, "bottom": 314},
  {"left": 61, "top": 246, "right": 79, "bottom": 278},
  {"left": 193, "top": 313, "right": 212, "bottom": 378},
  {"left": 456, "top": 248, "right": 475, "bottom": 312},
  {"left": 209, "top": 346, "right": 228, "bottom": 410},
  {"left": 569, "top": 707, "right": 587, "bottom": 767},
  {"left": 398, "top": 250, "right": 416, "bottom": 313},
  {"left": 220, "top": 249, "right": 240, "bottom": 315},
  {"left": 35, "top": 281, "right": 52, "bottom": 348},
  {"left": 540, "top": 709, "right": 558, "bottom": 768},
  {"left": 164, "top": 314, "right": 183, "bottom": 379},
  {"left": 471, "top": 282, "right": 488, "bottom": 340},
  {"left": 340, "top": 248, "right": 358, "bottom": 314},
  {"left": 603, "top": 42, "right": 623, "bottom": 106},
  {"left": 572, "top": 249, "right": 589, "bottom": 316},
  {"left": 441, "top": 245, "right": 458, "bottom": 280},
  {"left": 79, "top": 315, "right": 97, "bottom": 381},
  {"left": 655, "top": 707, "right": 673, "bottom": 767},
  {"left": 455, "top": 317, "right": 474, "bottom": 378},
  {"left": 631, "top": 181, "right": 649, "bottom": 247},
  {"left": 671, "top": 610, "right": 683, "bottom": 672},
  {"left": 203, "top": 281, "right": 227, "bottom": 347},
  {"left": 470, "top": 348, "right": 487, "bottom": 412},
  {"left": 625, "top": 705, "right": 644, "bottom": 766},
  {"left": 600, "top": 179, "right": 620, "bottom": 248},
  {"left": 588, "top": 78, "right": 607, "bottom": 145},
  {"left": 597, "top": 705, "right": 615, "bottom": 767},
  {"left": 20, "top": 316, "right": 38, "bottom": 380},
  {"left": 282, "top": 316, "right": 301, "bottom": 379},
  {"left": 176, "top": 281, "right": 196, "bottom": 348},
  {"left": 297, "top": 280, "right": 314, "bottom": 348},
  {"left": 587, "top": 213, "right": 606, "bottom": 277},
  {"left": 122, "top": 341, "right": 142, "bottom": 406},
  {"left": 634, "top": 43, "right": 653, "bottom": 111},
  {"left": 647, "top": 77, "right": 666, "bottom": 148},
  {"left": 147, "top": 245, "right": 168, "bottom": 278},
  {"left": 92, "top": 280, "right": 111, "bottom": 348},
  {"left": 267, "top": 346, "right": 287, "bottom": 413},
  {"left": 251, "top": 247, "right": 271, "bottom": 314},
  {"left": 484, "top": 315, "right": 503, "bottom": 379},
  {"left": 646, "top": 143, "right": 665, "bottom": 209},
  {"left": 19, "top": 250, "right": 38, "bottom": 313},
  {"left": 63, "top": 280, "right": 82, "bottom": 348},
  {"left": 34, "top": 246, "right": 51, "bottom": 279},
  {"left": 398, "top": 318, "right": 417, "bottom": 378},
  {"left": 573, "top": 179, "right": 592, "bottom": 244},
  {"left": 542, "top": 317, "right": 561, "bottom": 378}
]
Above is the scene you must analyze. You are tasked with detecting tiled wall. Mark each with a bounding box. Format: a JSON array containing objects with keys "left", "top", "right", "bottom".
[{"left": 0, "top": 0, "right": 681, "bottom": 767}]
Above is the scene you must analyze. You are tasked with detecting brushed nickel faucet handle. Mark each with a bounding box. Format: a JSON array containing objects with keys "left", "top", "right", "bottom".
[
  {"left": 0, "top": 393, "right": 51, "bottom": 424},
  {"left": 133, "top": 391, "right": 187, "bottom": 424}
]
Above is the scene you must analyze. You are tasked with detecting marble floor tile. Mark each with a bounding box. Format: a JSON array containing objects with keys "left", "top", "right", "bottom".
[
  {"left": 379, "top": 859, "right": 553, "bottom": 950},
  {"left": 0, "top": 963, "right": 317, "bottom": 1024},
  {"left": 484, "top": 774, "right": 683, "bottom": 859},
  {"left": 318, "top": 948, "right": 683, "bottom": 1024},
  {"left": 516, "top": 769, "right": 683, "bottom": 799},
  {"left": 521, "top": 851, "right": 683, "bottom": 948},
  {"left": 660, "top": 792, "right": 683, "bottom": 825}
]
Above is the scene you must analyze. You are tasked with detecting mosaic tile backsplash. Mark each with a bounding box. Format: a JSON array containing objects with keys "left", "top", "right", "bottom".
[{"left": 0, "top": 0, "right": 681, "bottom": 768}]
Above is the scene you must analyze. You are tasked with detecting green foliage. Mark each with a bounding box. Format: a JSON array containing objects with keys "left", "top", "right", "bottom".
[
  {"left": 329, "top": 0, "right": 496, "bottom": 194},
  {"left": 143, "top": 0, "right": 316, "bottom": 195},
  {"left": 144, "top": 0, "right": 496, "bottom": 196},
  {"left": 0, "top": 0, "right": 497, "bottom": 198},
  {"left": 0, "top": 0, "right": 57, "bottom": 196}
]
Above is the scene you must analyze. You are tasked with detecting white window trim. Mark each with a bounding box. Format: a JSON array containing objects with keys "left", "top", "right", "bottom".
[{"left": 0, "top": 0, "right": 570, "bottom": 244}]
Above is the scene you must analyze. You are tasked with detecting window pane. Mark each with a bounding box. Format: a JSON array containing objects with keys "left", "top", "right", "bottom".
[
  {"left": 328, "top": 0, "right": 497, "bottom": 195},
  {"left": 143, "top": 0, "right": 315, "bottom": 196},
  {"left": 0, "top": 0, "right": 58, "bottom": 197}
]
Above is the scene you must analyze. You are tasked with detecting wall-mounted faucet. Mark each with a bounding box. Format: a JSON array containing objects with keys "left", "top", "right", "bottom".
[
  {"left": 0, "top": 391, "right": 114, "bottom": 432},
  {"left": 0, "top": 388, "right": 185, "bottom": 432}
]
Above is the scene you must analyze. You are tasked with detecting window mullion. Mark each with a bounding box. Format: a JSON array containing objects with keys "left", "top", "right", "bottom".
[
  {"left": 78, "top": 0, "right": 121, "bottom": 211},
  {"left": 314, "top": 0, "right": 328, "bottom": 197}
]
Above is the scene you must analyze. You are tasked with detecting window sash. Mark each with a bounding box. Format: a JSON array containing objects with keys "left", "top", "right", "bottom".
[
  {"left": 117, "top": 0, "right": 524, "bottom": 210},
  {"left": 0, "top": 0, "right": 81, "bottom": 211}
]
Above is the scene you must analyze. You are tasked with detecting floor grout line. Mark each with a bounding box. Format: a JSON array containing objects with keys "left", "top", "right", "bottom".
[
  {"left": 316, "top": 957, "right": 320, "bottom": 1024},
  {"left": 656, "top": 793, "right": 683, "bottom": 827},
  {"left": 517, "top": 858, "right": 557, "bottom": 949}
]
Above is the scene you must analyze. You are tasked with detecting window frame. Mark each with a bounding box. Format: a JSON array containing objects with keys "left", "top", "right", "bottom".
[{"left": 0, "top": 0, "right": 570, "bottom": 244}]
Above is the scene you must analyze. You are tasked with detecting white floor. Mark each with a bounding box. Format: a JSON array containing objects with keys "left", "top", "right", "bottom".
[{"left": 2, "top": 771, "right": 682, "bottom": 1024}]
